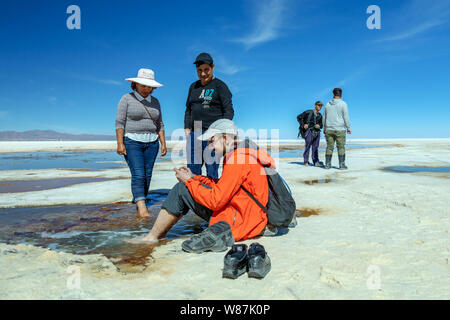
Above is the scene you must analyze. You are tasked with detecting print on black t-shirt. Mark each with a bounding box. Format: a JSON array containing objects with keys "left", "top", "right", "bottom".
[{"left": 184, "top": 78, "right": 234, "bottom": 130}]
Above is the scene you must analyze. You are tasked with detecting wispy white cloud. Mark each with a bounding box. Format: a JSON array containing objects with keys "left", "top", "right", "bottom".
[
  {"left": 375, "top": 20, "right": 445, "bottom": 43},
  {"left": 315, "top": 68, "right": 370, "bottom": 100},
  {"left": 48, "top": 96, "right": 58, "bottom": 104},
  {"left": 232, "top": 0, "right": 287, "bottom": 50},
  {"left": 213, "top": 55, "right": 246, "bottom": 76},
  {"left": 186, "top": 45, "right": 245, "bottom": 76},
  {"left": 52, "top": 70, "right": 123, "bottom": 86},
  {"left": 374, "top": 0, "right": 450, "bottom": 43},
  {"left": 94, "top": 78, "right": 122, "bottom": 86},
  {"left": 72, "top": 74, "right": 122, "bottom": 86}
]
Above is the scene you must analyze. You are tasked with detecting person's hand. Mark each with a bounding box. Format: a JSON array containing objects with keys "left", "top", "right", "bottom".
[
  {"left": 185, "top": 128, "right": 191, "bottom": 137},
  {"left": 315, "top": 124, "right": 320, "bottom": 129},
  {"left": 174, "top": 167, "right": 193, "bottom": 184},
  {"left": 347, "top": 129, "right": 352, "bottom": 134},
  {"left": 178, "top": 167, "right": 194, "bottom": 178},
  {"left": 304, "top": 124, "right": 308, "bottom": 129},
  {"left": 160, "top": 144, "right": 167, "bottom": 157},
  {"left": 117, "top": 143, "right": 126, "bottom": 155},
  {"left": 178, "top": 166, "right": 192, "bottom": 174},
  {"left": 174, "top": 167, "right": 194, "bottom": 184}
]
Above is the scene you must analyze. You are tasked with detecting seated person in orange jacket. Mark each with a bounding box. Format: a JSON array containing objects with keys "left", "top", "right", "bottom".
[{"left": 132, "top": 119, "right": 276, "bottom": 253}]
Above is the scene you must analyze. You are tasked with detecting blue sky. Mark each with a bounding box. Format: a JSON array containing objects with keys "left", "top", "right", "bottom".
[{"left": 0, "top": 0, "right": 449, "bottom": 139}]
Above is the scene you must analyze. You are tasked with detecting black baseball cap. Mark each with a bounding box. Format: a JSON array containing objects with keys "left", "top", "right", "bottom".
[
  {"left": 315, "top": 101, "right": 323, "bottom": 106},
  {"left": 194, "top": 52, "right": 214, "bottom": 66}
]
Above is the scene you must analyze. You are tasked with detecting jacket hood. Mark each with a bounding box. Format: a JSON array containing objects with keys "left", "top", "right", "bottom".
[
  {"left": 329, "top": 98, "right": 343, "bottom": 105},
  {"left": 224, "top": 138, "right": 276, "bottom": 169}
]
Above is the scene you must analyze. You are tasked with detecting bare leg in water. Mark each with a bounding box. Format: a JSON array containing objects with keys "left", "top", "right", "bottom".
[
  {"left": 127, "top": 209, "right": 181, "bottom": 243},
  {"left": 136, "top": 200, "right": 150, "bottom": 218}
]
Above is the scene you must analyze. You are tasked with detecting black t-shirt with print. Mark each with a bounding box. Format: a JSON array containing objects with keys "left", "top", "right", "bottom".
[{"left": 184, "top": 78, "right": 234, "bottom": 130}]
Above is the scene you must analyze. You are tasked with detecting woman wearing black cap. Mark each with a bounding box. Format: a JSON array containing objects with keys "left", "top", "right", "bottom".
[{"left": 184, "top": 52, "right": 234, "bottom": 179}]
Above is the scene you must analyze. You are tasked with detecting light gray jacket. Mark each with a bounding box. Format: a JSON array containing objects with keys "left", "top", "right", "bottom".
[{"left": 323, "top": 98, "right": 350, "bottom": 131}]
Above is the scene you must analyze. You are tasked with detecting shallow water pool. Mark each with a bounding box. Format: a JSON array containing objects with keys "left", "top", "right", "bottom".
[
  {"left": 383, "top": 166, "right": 450, "bottom": 173},
  {"left": 0, "top": 190, "right": 206, "bottom": 270},
  {"left": 277, "top": 144, "right": 390, "bottom": 158},
  {"left": 0, "top": 177, "right": 123, "bottom": 193},
  {"left": 0, "top": 150, "right": 171, "bottom": 171}
]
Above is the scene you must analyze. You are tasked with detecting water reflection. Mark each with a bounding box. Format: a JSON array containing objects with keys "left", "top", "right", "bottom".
[
  {"left": 0, "top": 151, "right": 126, "bottom": 170},
  {"left": 277, "top": 144, "right": 390, "bottom": 158},
  {"left": 0, "top": 150, "right": 172, "bottom": 171},
  {"left": 0, "top": 177, "right": 123, "bottom": 193},
  {"left": 383, "top": 166, "right": 450, "bottom": 173}
]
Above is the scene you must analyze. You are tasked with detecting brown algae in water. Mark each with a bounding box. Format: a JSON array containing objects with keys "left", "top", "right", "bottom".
[
  {"left": 295, "top": 208, "right": 321, "bottom": 217},
  {"left": 303, "top": 179, "right": 335, "bottom": 185},
  {"left": 0, "top": 192, "right": 206, "bottom": 273}
]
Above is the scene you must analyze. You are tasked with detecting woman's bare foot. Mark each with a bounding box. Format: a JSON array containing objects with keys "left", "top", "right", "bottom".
[
  {"left": 125, "top": 235, "right": 159, "bottom": 244},
  {"left": 125, "top": 209, "right": 181, "bottom": 245},
  {"left": 136, "top": 200, "right": 150, "bottom": 218}
]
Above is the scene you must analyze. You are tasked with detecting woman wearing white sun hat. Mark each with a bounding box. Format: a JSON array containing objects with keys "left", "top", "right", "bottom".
[{"left": 115, "top": 68, "right": 167, "bottom": 218}]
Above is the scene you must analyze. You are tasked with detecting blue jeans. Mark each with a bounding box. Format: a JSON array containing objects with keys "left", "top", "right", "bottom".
[
  {"left": 123, "top": 137, "right": 159, "bottom": 202},
  {"left": 186, "top": 130, "right": 219, "bottom": 179}
]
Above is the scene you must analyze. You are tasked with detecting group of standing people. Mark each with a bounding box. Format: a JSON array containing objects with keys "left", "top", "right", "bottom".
[
  {"left": 113, "top": 53, "right": 354, "bottom": 253},
  {"left": 297, "top": 88, "right": 351, "bottom": 170},
  {"left": 115, "top": 53, "right": 233, "bottom": 218},
  {"left": 115, "top": 53, "right": 352, "bottom": 222}
]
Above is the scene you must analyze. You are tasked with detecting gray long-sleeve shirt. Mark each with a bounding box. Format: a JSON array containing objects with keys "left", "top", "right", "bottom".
[
  {"left": 323, "top": 98, "right": 350, "bottom": 131},
  {"left": 115, "top": 91, "right": 164, "bottom": 134}
]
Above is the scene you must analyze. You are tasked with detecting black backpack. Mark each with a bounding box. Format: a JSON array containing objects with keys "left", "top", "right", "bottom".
[
  {"left": 238, "top": 139, "right": 297, "bottom": 228},
  {"left": 236, "top": 139, "right": 296, "bottom": 227},
  {"left": 297, "top": 110, "right": 314, "bottom": 139}
]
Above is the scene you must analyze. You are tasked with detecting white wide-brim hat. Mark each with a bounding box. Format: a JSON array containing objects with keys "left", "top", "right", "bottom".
[
  {"left": 125, "top": 68, "right": 163, "bottom": 87},
  {"left": 198, "top": 119, "right": 238, "bottom": 141}
]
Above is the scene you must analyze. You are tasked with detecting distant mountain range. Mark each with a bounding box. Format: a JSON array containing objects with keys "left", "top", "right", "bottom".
[{"left": 0, "top": 130, "right": 116, "bottom": 141}]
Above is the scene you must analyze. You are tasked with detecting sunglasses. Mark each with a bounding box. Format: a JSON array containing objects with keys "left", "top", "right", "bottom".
[{"left": 208, "top": 134, "right": 226, "bottom": 144}]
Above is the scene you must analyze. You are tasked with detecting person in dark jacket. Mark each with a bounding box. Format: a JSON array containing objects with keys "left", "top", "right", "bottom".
[
  {"left": 297, "top": 101, "right": 324, "bottom": 167},
  {"left": 184, "top": 53, "right": 234, "bottom": 179}
]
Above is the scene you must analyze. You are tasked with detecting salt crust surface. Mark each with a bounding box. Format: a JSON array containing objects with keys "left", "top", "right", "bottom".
[{"left": 0, "top": 139, "right": 449, "bottom": 299}]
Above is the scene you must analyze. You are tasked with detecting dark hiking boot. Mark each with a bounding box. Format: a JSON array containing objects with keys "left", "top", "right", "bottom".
[
  {"left": 222, "top": 244, "right": 248, "bottom": 279},
  {"left": 314, "top": 161, "right": 324, "bottom": 167},
  {"left": 339, "top": 155, "right": 348, "bottom": 170},
  {"left": 262, "top": 224, "right": 278, "bottom": 237},
  {"left": 325, "top": 155, "right": 332, "bottom": 169},
  {"left": 182, "top": 221, "right": 234, "bottom": 253},
  {"left": 247, "top": 243, "right": 271, "bottom": 279}
]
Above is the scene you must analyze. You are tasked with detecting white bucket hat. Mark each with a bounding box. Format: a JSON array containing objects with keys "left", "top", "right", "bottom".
[
  {"left": 125, "top": 68, "right": 163, "bottom": 88},
  {"left": 198, "top": 119, "right": 238, "bottom": 141}
]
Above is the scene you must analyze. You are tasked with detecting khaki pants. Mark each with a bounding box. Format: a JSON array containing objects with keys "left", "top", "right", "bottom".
[{"left": 325, "top": 130, "right": 346, "bottom": 156}]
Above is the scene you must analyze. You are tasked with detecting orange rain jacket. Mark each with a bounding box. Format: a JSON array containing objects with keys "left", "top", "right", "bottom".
[{"left": 185, "top": 144, "right": 276, "bottom": 241}]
